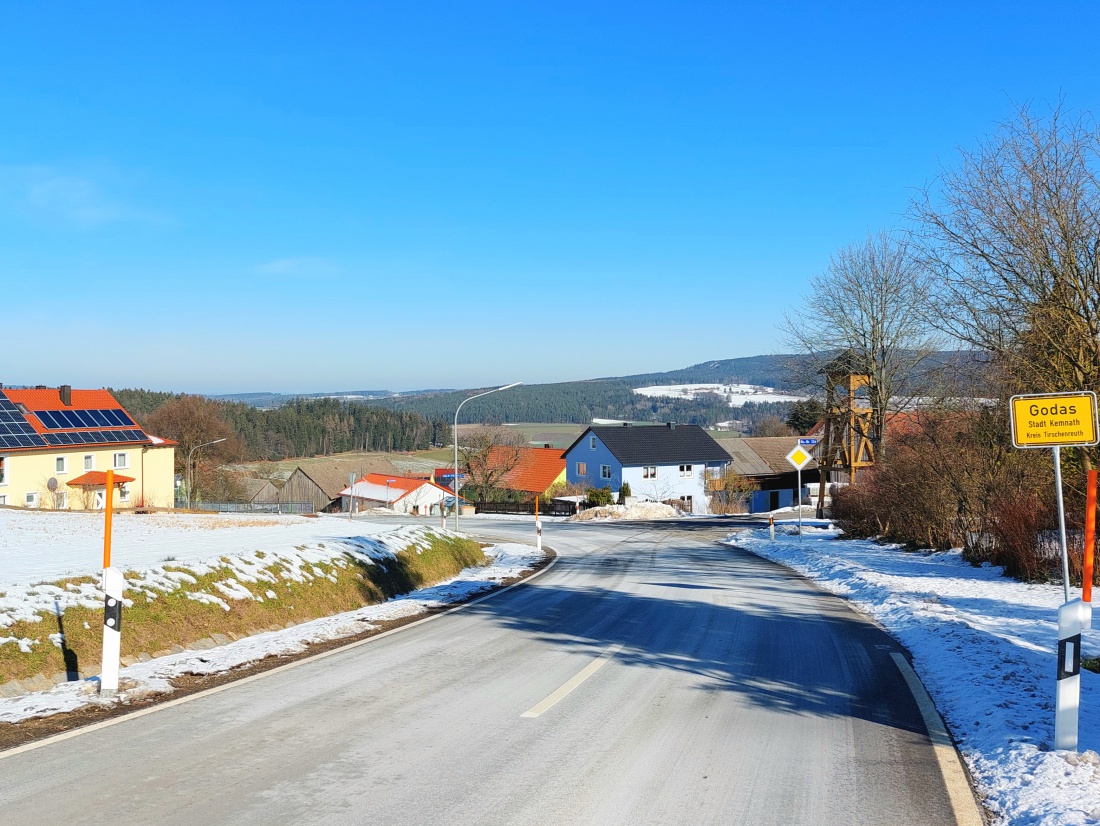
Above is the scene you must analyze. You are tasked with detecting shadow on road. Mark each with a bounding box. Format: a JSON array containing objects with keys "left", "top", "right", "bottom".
[{"left": 464, "top": 539, "right": 926, "bottom": 737}]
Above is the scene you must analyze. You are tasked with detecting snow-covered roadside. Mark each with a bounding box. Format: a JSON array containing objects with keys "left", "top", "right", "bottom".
[
  {"left": 727, "top": 525, "right": 1100, "bottom": 826},
  {"left": 0, "top": 541, "right": 541, "bottom": 724}
]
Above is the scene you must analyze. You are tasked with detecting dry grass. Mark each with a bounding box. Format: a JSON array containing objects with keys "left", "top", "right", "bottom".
[{"left": 0, "top": 534, "right": 486, "bottom": 685}]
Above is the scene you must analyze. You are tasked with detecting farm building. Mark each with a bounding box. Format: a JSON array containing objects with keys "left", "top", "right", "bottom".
[{"left": 340, "top": 473, "right": 450, "bottom": 515}]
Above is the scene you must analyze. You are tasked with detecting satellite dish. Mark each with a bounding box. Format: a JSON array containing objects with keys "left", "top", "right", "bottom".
[{"left": 47, "top": 477, "right": 58, "bottom": 492}]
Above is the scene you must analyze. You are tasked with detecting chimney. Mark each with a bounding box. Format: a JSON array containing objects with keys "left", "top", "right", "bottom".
[
  {"left": 667, "top": 422, "right": 676, "bottom": 430},
  {"left": 544, "top": 443, "right": 552, "bottom": 449},
  {"left": 60, "top": 385, "right": 72, "bottom": 406}
]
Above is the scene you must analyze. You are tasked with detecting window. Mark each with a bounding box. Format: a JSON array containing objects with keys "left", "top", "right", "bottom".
[
  {"left": 643, "top": 466, "right": 656, "bottom": 479},
  {"left": 0, "top": 495, "right": 6, "bottom": 506},
  {"left": 55, "top": 491, "right": 68, "bottom": 510},
  {"left": 589, "top": 435, "right": 597, "bottom": 450},
  {"left": 600, "top": 465, "right": 611, "bottom": 480},
  {"left": 113, "top": 452, "right": 128, "bottom": 469},
  {"left": 119, "top": 483, "right": 130, "bottom": 503},
  {"left": 0, "top": 457, "right": 5, "bottom": 485},
  {"left": 576, "top": 462, "right": 587, "bottom": 476},
  {"left": 679, "top": 464, "right": 693, "bottom": 477},
  {"left": 84, "top": 454, "right": 94, "bottom": 471},
  {"left": 25, "top": 492, "right": 38, "bottom": 508},
  {"left": 55, "top": 456, "right": 67, "bottom": 475}
]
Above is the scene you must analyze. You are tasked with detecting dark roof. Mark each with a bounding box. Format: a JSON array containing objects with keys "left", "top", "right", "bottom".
[
  {"left": 566, "top": 424, "right": 730, "bottom": 466},
  {"left": 738, "top": 437, "right": 819, "bottom": 474}
]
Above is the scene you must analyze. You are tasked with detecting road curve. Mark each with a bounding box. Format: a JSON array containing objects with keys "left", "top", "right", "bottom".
[{"left": 0, "top": 519, "right": 967, "bottom": 825}]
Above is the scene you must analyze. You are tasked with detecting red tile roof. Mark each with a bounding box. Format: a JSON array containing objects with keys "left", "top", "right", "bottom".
[
  {"left": 4, "top": 388, "right": 123, "bottom": 413},
  {"left": 491, "top": 446, "right": 566, "bottom": 494},
  {"left": 66, "top": 471, "right": 136, "bottom": 487}
]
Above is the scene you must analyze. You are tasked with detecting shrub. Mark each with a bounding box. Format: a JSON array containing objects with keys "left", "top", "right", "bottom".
[{"left": 586, "top": 486, "right": 614, "bottom": 507}]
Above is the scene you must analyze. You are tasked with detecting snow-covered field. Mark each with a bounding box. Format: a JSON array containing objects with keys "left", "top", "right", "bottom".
[
  {"left": 0, "top": 510, "right": 541, "bottom": 722},
  {"left": 729, "top": 524, "right": 1100, "bottom": 826},
  {"left": 632, "top": 382, "right": 807, "bottom": 406}
]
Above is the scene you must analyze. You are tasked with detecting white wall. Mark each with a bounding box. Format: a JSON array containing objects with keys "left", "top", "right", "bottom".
[{"left": 621, "top": 463, "right": 712, "bottom": 514}]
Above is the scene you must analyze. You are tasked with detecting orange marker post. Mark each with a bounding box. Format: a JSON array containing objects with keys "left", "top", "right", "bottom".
[
  {"left": 1085, "top": 470, "right": 1096, "bottom": 603},
  {"left": 103, "top": 469, "right": 114, "bottom": 569}
]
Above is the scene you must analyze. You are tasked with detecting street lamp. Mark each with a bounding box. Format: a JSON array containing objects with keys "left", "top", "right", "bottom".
[
  {"left": 386, "top": 478, "right": 396, "bottom": 510},
  {"left": 187, "top": 438, "right": 227, "bottom": 510},
  {"left": 453, "top": 382, "right": 521, "bottom": 531}
]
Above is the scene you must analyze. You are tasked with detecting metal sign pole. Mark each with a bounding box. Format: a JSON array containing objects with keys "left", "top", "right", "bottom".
[
  {"left": 797, "top": 466, "right": 802, "bottom": 540},
  {"left": 1053, "top": 446, "right": 1071, "bottom": 604}
]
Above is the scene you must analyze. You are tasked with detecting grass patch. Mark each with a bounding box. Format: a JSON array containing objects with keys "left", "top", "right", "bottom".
[{"left": 0, "top": 533, "right": 486, "bottom": 686}]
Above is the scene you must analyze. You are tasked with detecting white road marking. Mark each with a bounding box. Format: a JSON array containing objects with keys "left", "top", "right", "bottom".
[
  {"left": 0, "top": 548, "right": 560, "bottom": 762},
  {"left": 890, "top": 653, "right": 985, "bottom": 826},
  {"left": 521, "top": 643, "right": 624, "bottom": 718}
]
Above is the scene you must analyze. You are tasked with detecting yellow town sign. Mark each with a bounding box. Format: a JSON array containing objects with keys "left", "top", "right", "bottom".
[{"left": 1009, "top": 392, "right": 1099, "bottom": 449}]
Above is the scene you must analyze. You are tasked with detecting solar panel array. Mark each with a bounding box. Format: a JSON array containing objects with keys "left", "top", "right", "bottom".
[
  {"left": 0, "top": 397, "right": 48, "bottom": 449},
  {"left": 35, "top": 408, "right": 135, "bottom": 429},
  {"left": 43, "top": 429, "right": 148, "bottom": 446}
]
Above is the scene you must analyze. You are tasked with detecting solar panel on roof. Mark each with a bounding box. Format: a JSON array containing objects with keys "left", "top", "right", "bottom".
[{"left": 0, "top": 397, "right": 47, "bottom": 450}]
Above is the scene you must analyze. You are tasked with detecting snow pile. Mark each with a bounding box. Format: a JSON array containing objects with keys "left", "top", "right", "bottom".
[
  {"left": 0, "top": 541, "right": 541, "bottom": 723},
  {"left": 570, "top": 502, "right": 680, "bottom": 521},
  {"left": 728, "top": 524, "right": 1100, "bottom": 825}
]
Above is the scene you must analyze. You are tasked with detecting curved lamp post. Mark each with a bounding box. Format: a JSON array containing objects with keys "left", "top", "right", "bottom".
[
  {"left": 187, "top": 437, "right": 227, "bottom": 510},
  {"left": 453, "top": 382, "right": 521, "bottom": 531}
]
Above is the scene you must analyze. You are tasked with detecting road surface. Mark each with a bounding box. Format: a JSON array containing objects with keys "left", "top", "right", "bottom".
[{"left": 0, "top": 518, "right": 970, "bottom": 825}]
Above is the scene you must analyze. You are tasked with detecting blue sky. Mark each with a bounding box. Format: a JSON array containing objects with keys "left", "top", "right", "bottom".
[{"left": 2, "top": 2, "right": 1098, "bottom": 393}]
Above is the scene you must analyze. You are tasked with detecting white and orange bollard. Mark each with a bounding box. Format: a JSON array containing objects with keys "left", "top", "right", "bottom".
[{"left": 99, "top": 469, "right": 123, "bottom": 696}]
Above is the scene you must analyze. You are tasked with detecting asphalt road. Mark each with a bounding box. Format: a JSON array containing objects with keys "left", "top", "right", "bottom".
[{"left": 0, "top": 518, "right": 966, "bottom": 825}]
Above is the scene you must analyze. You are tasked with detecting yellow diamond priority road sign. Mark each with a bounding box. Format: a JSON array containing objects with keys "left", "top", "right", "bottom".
[
  {"left": 786, "top": 445, "right": 813, "bottom": 470},
  {"left": 1010, "top": 391, "right": 1099, "bottom": 449}
]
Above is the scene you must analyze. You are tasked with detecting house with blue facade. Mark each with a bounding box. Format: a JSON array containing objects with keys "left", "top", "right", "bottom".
[{"left": 562, "top": 423, "right": 730, "bottom": 514}]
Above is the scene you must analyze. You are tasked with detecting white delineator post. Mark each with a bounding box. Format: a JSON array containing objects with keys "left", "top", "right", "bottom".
[
  {"left": 1056, "top": 598, "right": 1091, "bottom": 750},
  {"left": 100, "top": 469, "right": 123, "bottom": 696},
  {"left": 100, "top": 567, "right": 124, "bottom": 696},
  {"left": 769, "top": 516, "right": 775, "bottom": 541},
  {"left": 535, "top": 496, "right": 542, "bottom": 554}
]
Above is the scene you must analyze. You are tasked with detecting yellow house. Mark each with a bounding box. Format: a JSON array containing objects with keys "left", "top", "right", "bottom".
[{"left": 0, "top": 385, "right": 176, "bottom": 510}]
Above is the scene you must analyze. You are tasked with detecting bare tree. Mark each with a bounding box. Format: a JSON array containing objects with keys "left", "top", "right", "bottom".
[
  {"left": 782, "top": 230, "right": 938, "bottom": 457},
  {"left": 912, "top": 101, "right": 1100, "bottom": 444},
  {"left": 458, "top": 426, "right": 527, "bottom": 502}
]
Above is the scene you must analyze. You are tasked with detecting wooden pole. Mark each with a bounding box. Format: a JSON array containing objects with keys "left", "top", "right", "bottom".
[
  {"left": 103, "top": 469, "right": 114, "bottom": 569},
  {"left": 1084, "top": 469, "right": 1096, "bottom": 603}
]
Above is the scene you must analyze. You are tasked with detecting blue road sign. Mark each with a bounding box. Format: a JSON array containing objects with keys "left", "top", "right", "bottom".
[{"left": 798, "top": 438, "right": 819, "bottom": 445}]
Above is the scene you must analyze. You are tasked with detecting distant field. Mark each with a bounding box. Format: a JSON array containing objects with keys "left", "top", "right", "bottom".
[{"left": 451, "top": 422, "right": 585, "bottom": 449}]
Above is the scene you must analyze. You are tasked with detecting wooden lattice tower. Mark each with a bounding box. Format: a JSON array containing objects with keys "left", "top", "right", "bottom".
[{"left": 815, "top": 354, "right": 875, "bottom": 518}]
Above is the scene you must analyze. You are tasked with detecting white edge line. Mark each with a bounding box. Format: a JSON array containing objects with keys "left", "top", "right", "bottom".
[
  {"left": 0, "top": 547, "right": 560, "bottom": 762},
  {"left": 890, "top": 652, "right": 984, "bottom": 826},
  {"left": 521, "top": 643, "right": 624, "bottom": 718}
]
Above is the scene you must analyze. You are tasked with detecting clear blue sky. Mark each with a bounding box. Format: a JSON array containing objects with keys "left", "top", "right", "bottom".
[{"left": 2, "top": 2, "right": 1097, "bottom": 393}]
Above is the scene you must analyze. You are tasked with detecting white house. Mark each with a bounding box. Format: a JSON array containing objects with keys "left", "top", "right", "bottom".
[
  {"left": 340, "top": 473, "right": 450, "bottom": 516},
  {"left": 563, "top": 423, "right": 730, "bottom": 514}
]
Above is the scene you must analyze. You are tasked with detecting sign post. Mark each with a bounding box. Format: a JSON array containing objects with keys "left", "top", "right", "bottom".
[
  {"left": 1010, "top": 391, "right": 1099, "bottom": 751},
  {"left": 785, "top": 444, "right": 815, "bottom": 539}
]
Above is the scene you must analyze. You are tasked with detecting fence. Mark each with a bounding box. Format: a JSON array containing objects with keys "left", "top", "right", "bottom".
[
  {"left": 474, "top": 500, "right": 578, "bottom": 517},
  {"left": 178, "top": 501, "right": 315, "bottom": 515}
]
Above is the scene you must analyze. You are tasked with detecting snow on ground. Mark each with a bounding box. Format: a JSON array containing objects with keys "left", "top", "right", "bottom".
[
  {"left": 727, "top": 524, "right": 1100, "bottom": 826},
  {"left": 632, "top": 383, "right": 807, "bottom": 406},
  {"left": 570, "top": 502, "right": 680, "bottom": 521},
  {"left": 0, "top": 538, "right": 541, "bottom": 724},
  {"left": 0, "top": 508, "right": 543, "bottom": 722}
]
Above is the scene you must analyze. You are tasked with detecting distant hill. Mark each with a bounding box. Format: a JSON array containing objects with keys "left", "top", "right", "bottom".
[
  {"left": 200, "top": 350, "right": 987, "bottom": 430},
  {"left": 209, "top": 388, "right": 454, "bottom": 409}
]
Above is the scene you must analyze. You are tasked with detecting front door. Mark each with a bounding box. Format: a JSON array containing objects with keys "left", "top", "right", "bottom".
[{"left": 93, "top": 489, "right": 106, "bottom": 509}]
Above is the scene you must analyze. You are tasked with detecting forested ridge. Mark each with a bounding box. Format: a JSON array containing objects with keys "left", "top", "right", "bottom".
[{"left": 111, "top": 389, "right": 446, "bottom": 460}]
